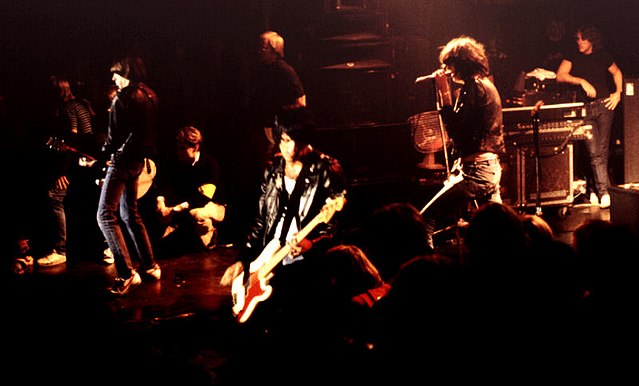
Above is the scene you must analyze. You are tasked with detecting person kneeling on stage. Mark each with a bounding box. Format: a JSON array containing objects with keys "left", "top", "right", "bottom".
[{"left": 155, "top": 126, "right": 226, "bottom": 255}]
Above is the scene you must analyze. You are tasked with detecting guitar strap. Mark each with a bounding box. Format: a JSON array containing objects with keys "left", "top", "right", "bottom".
[{"left": 278, "top": 162, "right": 310, "bottom": 247}]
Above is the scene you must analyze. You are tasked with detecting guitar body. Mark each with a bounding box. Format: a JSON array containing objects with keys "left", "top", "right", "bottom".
[
  {"left": 94, "top": 158, "right": 156, "bottom": 200},
  {"left": 231, "top": 270, "right": 273, "bottom": 323},
  {"left": 136, "top": 158, "right": 156, "bottom": 199},
  {"left": 231, "top": 238, "right": 280, "bottom": 323}
]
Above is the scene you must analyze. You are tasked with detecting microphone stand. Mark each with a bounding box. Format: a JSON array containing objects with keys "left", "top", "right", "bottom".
[
  {"left": 420, "top": 75, "right": 461, "bottom": 215},
  {"left": 436, "top": 83, "right": 452, "bottom": 176},
  {"left": 531, "top": 101, "right": 543, "bottom": 216}
]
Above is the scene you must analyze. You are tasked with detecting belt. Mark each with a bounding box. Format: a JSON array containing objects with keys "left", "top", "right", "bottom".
[{"left": 464, "top": 158, "right": 499, "bottom": 166}]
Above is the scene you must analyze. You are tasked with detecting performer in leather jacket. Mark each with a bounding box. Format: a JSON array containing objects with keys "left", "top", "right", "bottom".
[
  {"left": 220, "top": 107, "right": 346, "bottom": 328},
  {"left": 424, "top": 35, "right": 506, "bottom": 251},
  {"left": 224, "top": 106, "right": 346, "bottom": 274},
  {"left": 97, "top": 56, "right": 161, "bottom": 296}
]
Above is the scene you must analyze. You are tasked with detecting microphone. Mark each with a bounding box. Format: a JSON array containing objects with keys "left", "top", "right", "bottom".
[
  {"left": 415, "top": 73, "right": 438, "bottom": 83},
  {"left": 415, "top": 69, "right": 451, "bottom": 83}
]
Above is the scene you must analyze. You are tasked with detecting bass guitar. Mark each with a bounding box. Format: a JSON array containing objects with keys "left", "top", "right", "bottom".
[
  {"left": 230, "top": 194, "right": 345, "bottom": 323},
  {"left": 46, "top": 136, "right": 97, "bottom": 161},
  {"left": 46, "top": 136, "right": 156, "bottom": 199}
]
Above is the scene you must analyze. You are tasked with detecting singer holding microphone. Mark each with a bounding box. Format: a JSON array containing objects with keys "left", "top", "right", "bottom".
[{"left": 420, "top": 35, "right": 506, "bottom": 251}]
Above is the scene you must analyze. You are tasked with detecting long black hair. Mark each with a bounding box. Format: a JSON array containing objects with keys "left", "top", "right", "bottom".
[
  {"left": 273, "top": 107, "right": 316, "bottom": 147},
  {"left": 110, "top": 56, "right": 147, "bottom": 82}
]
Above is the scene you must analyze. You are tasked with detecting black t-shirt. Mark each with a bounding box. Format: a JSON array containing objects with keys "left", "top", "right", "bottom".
[
  {"left": 252, "top": 58, "right": 305, "bottom": 127},
  {"left": 156, "top": 152, "right": 223, "bottom": 209},
  {"left": 565, "top": 48, "right": 614, "bottom": 102}
]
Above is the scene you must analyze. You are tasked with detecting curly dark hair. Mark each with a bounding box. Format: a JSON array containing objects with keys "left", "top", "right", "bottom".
[
  {"left": 439, "top": 35, "right": 490, "bottom": 79},
  {"left": 576, "top": 25, "right": 603, "bottom": 53}
]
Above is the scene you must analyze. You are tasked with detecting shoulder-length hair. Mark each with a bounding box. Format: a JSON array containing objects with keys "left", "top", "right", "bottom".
[
  {"left": 54, "top": 77, "right": 74, "bottom": 102},
  {"left": 577, "top": 25, "right": 603, "bottom": 53},
  {"left": 110, "top": 56, "right": 147, "bottom": 82},
  {"left": 439, "top": 35, "right": 490, "bottom": 79}
]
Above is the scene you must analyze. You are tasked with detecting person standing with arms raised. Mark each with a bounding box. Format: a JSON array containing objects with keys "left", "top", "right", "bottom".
[{"left": 97, "top": 56, "right": 161, "bottom": 295}]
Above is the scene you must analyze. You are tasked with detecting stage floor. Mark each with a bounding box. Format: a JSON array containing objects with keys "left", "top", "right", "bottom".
[{"left": 3, "top": 201, "right": 609, "bottom": 384}]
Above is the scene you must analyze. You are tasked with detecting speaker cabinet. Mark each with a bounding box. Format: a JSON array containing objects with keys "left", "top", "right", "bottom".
[
  {"left": 314, "top": 122, "right": 421, "bottom": 183},
  {"left": 310, "top": 67, "right": 394, "bottom": 127},
  {"left": 623, "top": 78, "right": 639, "bottom": 183},
  {"left": 609, "top": 184, "right": 639, "bottom": 234},
  {"left": 501, "top": 144, "right": 574, "bottom": 208}
]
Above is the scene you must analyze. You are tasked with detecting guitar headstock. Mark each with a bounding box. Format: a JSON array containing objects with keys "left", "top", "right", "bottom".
[
  {"left": 46, "top": 137, "right": 61, "bottom": 151},
  {"left": 46, "top": 136, "right": 70, "bottom": 153},
  {"left": 319, "top": 193, "right": 346, "bottom": 224}
]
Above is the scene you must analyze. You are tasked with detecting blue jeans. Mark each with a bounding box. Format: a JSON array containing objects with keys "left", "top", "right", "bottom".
[
  {"left": 97, "top": 159, "right": 156, "bottom": 279},
  {"left": 423, "top": 158, "right": 503, "bottom": 249},
  {"left": 47, "top": 186, "right": 67, "bottom": 255},
  {"left": 584, "top": 99, "right": 614, "bottom": 196}
]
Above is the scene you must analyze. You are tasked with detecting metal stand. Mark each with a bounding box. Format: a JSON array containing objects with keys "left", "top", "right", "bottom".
[
  {"left": 419, "top": 159, "right": 463, "bottom": 214},
  {"left": 532, "top": 106, "right": 543, "bottom": 216}
]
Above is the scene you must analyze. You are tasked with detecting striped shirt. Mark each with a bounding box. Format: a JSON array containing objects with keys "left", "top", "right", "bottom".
[{"left": 65, "top": 99, "right": 93, "bottom": 135}]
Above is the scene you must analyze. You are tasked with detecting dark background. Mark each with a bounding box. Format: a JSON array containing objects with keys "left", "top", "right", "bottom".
[
  {"left": 2, "top": 1, "right": 638, "bottom": 129},
  {"left": 1, "top": 0, "right": 637, "bottom": 249}
]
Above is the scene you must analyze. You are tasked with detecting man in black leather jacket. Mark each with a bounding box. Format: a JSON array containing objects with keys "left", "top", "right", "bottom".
[
  {"left": 97, "top": 56, "right": 161, "bottom": 296},
  {"left": 424, "top": 36, "right": 506, "bottom": 251},
  {"left": 221, "top": 107, "right": 347, "bottom": 327}
]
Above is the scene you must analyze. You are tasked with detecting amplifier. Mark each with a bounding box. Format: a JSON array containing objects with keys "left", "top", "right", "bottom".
[
  {"left": 501, "top": 144, "right": 574, "bottom": 208},
  {"left": 504, "top": 122, "right": 592, "bottom": 147},
  {"left": 609, "top": 184, "right": 639, "bottom": 234},
  {"left": 503, "top": 102, "right": 587, "bottom": 127}
]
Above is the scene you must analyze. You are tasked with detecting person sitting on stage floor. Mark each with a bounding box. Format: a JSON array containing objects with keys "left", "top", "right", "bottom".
[
  {"left": 155, "top": 126, "right": 226, "bottom": 255},
  {"left": 422, "top": 35, "right": 506, "bottom": 251}
]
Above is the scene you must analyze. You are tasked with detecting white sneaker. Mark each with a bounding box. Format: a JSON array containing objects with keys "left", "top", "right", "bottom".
[
  {"left": 37, "top": 251, "right": 67, "bottom": 266},
  {"left": 103, "top": 248, "right": 114, "bottom": 265},
  {"left": 589, "top": 193, "right": 599, "bottom": 205},
  {"left": 110, "top": 270, "right": 142, "bottom": 295},
  {"left": 143, "top": 263, "right": 162, "bottom": 280},
  {"left": 600, "top": 194, "right": 610, "bottom": 209}
]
